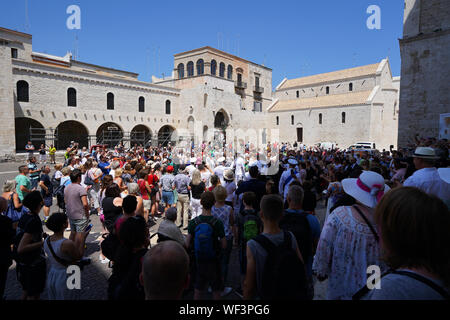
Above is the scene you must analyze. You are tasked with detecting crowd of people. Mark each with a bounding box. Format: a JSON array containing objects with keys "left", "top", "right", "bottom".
[{"left": 0, "top": 135, "right": 449, "bottom": 300}]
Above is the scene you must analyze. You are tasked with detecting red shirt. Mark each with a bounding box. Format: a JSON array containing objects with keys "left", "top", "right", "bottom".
[
  {"left": 138, "top": 179, "right": 149, "bottom": 200},
  {"left": 147, "top": 174, "right": 159, "bottom": 189}
]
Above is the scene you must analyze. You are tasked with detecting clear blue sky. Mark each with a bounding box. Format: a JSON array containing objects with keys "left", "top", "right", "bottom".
[{"left": 0, "top": 0, "right": 404, "bottom": 88}]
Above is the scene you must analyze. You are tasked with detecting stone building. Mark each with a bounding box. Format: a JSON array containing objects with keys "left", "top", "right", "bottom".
[
  {"left": 0, "top": 25, "right": 400, "bottom": 156},
  {"left": 398, "top": 0, "right": 450, "bottom": 146},
  {"left": 269, "top": 60, "right": 400, "bottom": 151}
]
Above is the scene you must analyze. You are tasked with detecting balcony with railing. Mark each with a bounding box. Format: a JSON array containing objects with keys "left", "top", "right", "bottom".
[
  {"left": 253, "top": 85, "right": 264, "bottom": 93},
  {"left": 235, "top": 81, "right": 247, "bottom": 89}
]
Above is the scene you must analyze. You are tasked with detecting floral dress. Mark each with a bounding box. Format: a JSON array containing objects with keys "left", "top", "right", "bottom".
[{"left": 312, "top": 206, "right": 386, "bottom": 300}]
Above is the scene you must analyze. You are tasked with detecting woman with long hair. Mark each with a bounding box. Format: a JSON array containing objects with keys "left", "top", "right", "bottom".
[{"left": 189, "top": 169, "right": 206, "bottom": 219}]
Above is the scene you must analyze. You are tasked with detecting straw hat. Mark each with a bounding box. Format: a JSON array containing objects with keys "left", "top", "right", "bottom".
[
  {"left": 223, "top": 169, "right": 235, "bottom": 181},
  {"left": 341, "top": 171, "right": 390, "bottom": 208},
  {"left": 412, "top": 147, "right": 439, "bottom": 159}
]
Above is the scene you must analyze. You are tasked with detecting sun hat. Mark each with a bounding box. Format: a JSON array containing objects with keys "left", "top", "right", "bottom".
[
  {"left": 341, "top": 171, "right": 390, "bottom": 208},
  {"left": 223, "top": 169, "right": 235, "bottom": 181},
  {"left": 217, "top": 156, "right": 226, "bottom": 163},
  {"left": 437, "top": 168, "right": 450, "bottom": 184},
  {"left": 412, "top": 147, "right": 439, "bottom": 159},
  {"left": 288, "top": 158, "right": 298, "bottom": 166}
]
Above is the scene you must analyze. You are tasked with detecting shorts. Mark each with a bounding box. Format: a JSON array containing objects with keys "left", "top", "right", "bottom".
[
  {"left": 162, "top": 190, "right": 174, "bottom": 205},
  {"left": 16, "top": 260, "right": 47, "bottom": 296},
  {"left": 43, "top": 195, "right": 53, "bottom": 207},
  {"left": 195, "top": 260, "right": 224, "bottom": 292},
  {"left": 143, "top": 199, "right": 151, "bottom": 210},
  {"left": 69, "top": 217, "right": 89, "bottom": 232}
]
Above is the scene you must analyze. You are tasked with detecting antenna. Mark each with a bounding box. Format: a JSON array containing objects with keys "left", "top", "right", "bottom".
[
  {"left": 158, "top": 46, "right": 160, "bottom": 76},
  {"left": 74, "top": 32, "right": 79, "bottom": 60},
  {"left": 25, "top": 0, "right": 30, "bottom": 32}
]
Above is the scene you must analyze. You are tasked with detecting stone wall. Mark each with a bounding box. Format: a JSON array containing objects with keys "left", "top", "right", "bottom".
[{"left": 398, "top": 0, "right": 450, "bottom": 147}]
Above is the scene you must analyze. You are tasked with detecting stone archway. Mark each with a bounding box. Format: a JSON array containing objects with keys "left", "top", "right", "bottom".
[
  {"left": 56, "top": 120, "right": 89, "bottom": 150},
  {"left": 96, "top": 122, "right": 123, "bottom": 147},
  {"left": 131, "top": 124, "right": 151, "bottom": 147},
  {"left": 158, "top": 125, "right": 177, "bottom": 147},
  {"left": 15, "top": 117, "right": 45, "bottom": 152},
  {"left": 214, "top": 109, "right": 230, "bottom": 147}
]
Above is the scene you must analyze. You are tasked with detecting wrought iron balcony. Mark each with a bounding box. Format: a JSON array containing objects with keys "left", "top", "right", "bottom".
[
  {"left": 253, "top": 86, "right": 264, "bottom": 93},
  {"left": 235, "top": 81, "right": 247, "bottom": 89}
]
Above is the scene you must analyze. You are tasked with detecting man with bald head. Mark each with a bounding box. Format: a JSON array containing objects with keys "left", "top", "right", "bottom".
[{"left": 140, "top": 240, "right": 189, "bottom": 300}]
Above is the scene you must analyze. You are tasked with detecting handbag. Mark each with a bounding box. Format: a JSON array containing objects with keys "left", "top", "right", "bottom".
[{"left": 5, "top": 193, "right": 28, "bottom": 223}]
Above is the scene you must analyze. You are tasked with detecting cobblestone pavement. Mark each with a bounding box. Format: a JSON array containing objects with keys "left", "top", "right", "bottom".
[{"left": 1, "top": 160, "right": 328, "bottom": 300}]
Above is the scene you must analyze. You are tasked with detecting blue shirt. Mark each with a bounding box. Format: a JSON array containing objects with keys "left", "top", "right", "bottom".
[
  {"left": 98, "top": 161, "right": 110, "bottom": 175},
  {"left": 284, "top": 208, "right": 321, "bottom": 277}
]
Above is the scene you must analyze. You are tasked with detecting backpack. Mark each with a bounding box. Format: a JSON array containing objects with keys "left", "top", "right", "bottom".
[
  {"left": 254, "top": 231, "right": 308, "bottom": 300},
  {"left": 241, "top": 211, "right": 260, "bottom": 243},
  {"left": 101, "top": 232, "right": 120, "bottom": 261},
  {"left": 84, "top": 171, "right": 94, "bottom": 186},
  {"left": 54, "top": 184, "right": 66, "bottom": 211},
  {"left": 279, "top": 210, "right": 312, "bottom": 262},
  {"left": 193, "top": 217, "right": 219, "bottom": 262}
]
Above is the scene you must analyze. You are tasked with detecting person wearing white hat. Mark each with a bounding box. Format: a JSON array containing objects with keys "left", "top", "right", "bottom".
[
  {"left": 313, "top": 170, "right": 389, "bottom": 300},
  {"left": 403, "top": 147, "right": 450, "bottom": 203},
  {"left": 233, "top": 153, "right": 246, "bottom": 183},
  {"left": 213, "top": 157, "right": 227, "bottom": 185},
  {"left": 278, "top": 158, "right": 302, "bottom": 201}
]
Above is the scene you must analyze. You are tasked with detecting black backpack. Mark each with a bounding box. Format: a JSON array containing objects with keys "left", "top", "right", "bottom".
[
  {"left": 54, "top": 184, "right": 66, "bottom": 211},
  {"left": 254, "top": 231, "right": 308, "bottom": 300},
  {"left": 279, "top": 211, "right": 312, "bottom": 263},
  {"left": 101, "top": 232, "right": 120, "bottom": 261}
]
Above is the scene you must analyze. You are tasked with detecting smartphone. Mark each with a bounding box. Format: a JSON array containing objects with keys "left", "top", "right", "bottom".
[{"left": 84, "top": 224, "right": 93, "bottom": 232}]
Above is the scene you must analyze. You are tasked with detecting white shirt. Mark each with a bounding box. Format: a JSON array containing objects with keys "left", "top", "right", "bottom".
[
  {"left": 278, "top": 167, "right": 302, "bottom": 200},
  {"left": 403, "top": 167, "right": 450, "bottom": 202},
  {"left": 234, "top": 157, "right": 245, "bottom": 179},
  {"left": 214, "top": 165, "right": 226, "bottom": 184}
]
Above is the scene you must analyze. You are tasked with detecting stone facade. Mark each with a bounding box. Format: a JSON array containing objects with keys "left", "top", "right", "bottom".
[
  {"left": 0, "top": 26, "right": 401, "bottom": 156},
  {"left": 269, "top": 59, "right": 400, "bottom": 151},
  {"left": 398, "top": 0, "right": 450, "bottom": 146}
]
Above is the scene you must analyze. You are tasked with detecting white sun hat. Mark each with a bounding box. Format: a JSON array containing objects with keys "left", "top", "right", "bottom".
[
  {"left": 341, "top": 170, "right": 390, "bottom": 208},
  {"left": 437, "top": 168, "right": 450, "bottom": 184},
  {"left": 412, "top": 147, "right": 439, "bottom": 159},
  {"left": 217, "top": 157, "right": 226, "bottom": 163}
]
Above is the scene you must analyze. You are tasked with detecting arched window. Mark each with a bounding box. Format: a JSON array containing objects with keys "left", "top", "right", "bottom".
[
  {"left": 326, "top": 86, "right": 330, "bottom": 94},
  {"left": 291, "top": 115, "right": 294, "bottom": 125},
  {"left": 139, "top": 96, "right": 145, "bottom": 113},
  {"left": 165, "top": 100, "right": 171, "bottom": 114},
  {"left": 196, "top": 59, "right": 204, "bottom": 75},
  {"left": 342, "top": 112, "right": 346, "bottom": 123},
  {"left": 187, "top": 61, "right": 194, "bottom": 77},
  {"left": 16, "top": 80, "right": 29, "bottom": 102},
  {"left": 349, "top": 83, "right": 353, "bottom": 91},
  {"left": 211, "top": 60, "right": 217, "bottom": 75},
  {"left": 276, "top": 116, "right": 279, "bottom": 126},
  {"left": 177, "top": 63, "right": 184, "bottom": 78},
  {"left": 219, "top": 62, "right": 225, "bottom": 77},
  {"left": 107, "top": 92, "right": 114, "bottom": 110},
  {"left": 296, "top": 90, "right": 299, "bottom": 98},
  {"left": 67, "top": 88, "right": 77, "bottom": 107},
  {"left": 319, "top": 113, "right": 322, "bottom": 124},
  {"left": 227, "top": 65, "right": 233, "bottom": 80}
]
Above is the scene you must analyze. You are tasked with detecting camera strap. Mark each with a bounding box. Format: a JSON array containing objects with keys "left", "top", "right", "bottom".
[{"left": 46, "top": 237, "right": 71, "bottom": 267}]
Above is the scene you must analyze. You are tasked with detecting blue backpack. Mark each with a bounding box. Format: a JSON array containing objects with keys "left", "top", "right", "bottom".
[{"left": 193, "top": 217, "right": 219, "bottom": 261}]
